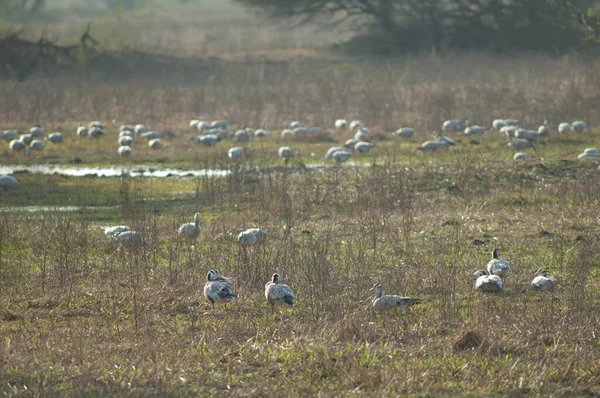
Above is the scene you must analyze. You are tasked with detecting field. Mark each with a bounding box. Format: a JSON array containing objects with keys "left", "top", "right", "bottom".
[{"left": 2, "top": 1, "right": 600, "bottom": 397}]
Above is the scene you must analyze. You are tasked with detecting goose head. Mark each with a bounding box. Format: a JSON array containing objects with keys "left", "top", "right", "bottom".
[
  {"left": 492, "top": 247, "right": 500, "bottom": 259},
  {"left": 194, "top": 212, "right": 201, "bottom": 223},
  {"left": 271, "top": 273, "right": 279, "bottom": 284},
  {"left": 207, "top": 268, "right": 220, "bottom": 281},
  {"left": 473, "top": 270, "right": 488, "bottom": 280},
  {"left": 370, "top": 283, "right": 383, "bottom": 298}
]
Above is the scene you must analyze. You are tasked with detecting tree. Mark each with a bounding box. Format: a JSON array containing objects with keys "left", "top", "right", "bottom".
[{"left": 234, "top": 0, "right": 598, "bottom": 53}]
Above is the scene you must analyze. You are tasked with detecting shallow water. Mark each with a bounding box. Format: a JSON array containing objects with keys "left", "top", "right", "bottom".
[
  {"left": 0, "top": 205, "right": 118, "bottom": 213},
  {"left": 0, "top": 164, "right": 231, "bottom": 178}
]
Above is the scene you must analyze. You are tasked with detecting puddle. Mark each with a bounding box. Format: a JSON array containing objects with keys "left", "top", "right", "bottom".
[
  {"left": 0, "top": 205, "right": 119, "bottom": 213},
  {"left": 0, "top": 165, "right": 231, "bottom": 178}
]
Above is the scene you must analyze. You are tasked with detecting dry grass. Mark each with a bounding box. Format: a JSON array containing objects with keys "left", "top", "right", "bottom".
[{"left": 1, "top": 2, "right": 600, "bottom": 396}]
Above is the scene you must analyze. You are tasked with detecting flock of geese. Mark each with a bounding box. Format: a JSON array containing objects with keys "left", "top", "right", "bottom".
[
  {"left": 1, "top": 117, "right": 593, "bottom": 167},
  {"left": 104, "top": 212, "right": 556, "bottom": 312}
]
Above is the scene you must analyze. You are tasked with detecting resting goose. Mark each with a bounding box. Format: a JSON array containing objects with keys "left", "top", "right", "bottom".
[
  {"left": 531, "top": 269, "right": 556, "bottom": 291},
  {"left": 370, "top": 283, "right": 421, "bottom": 312},
  {"left": 265, "top": 273, "right": 295, "bottom": 309},
  {"left": 486, "top": 248, "right": 511, "bottom": 278},
  {"left": 204, "top": 269, "right": 237, "bottom": 310},
  {"left": 473, "top": 270, "right": 503, "bottom": 293}
]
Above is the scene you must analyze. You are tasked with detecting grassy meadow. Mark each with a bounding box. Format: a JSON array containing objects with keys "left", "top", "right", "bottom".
[{"left": 2, "top": 1, "right": 600, "bottom": 396}]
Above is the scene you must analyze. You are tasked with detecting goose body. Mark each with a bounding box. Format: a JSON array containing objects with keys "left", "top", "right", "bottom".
[
  {"left": 89, "top": 121, "right": 103, "bottom": 129},
  {"left": 234, "top": 129, "right": 252, "bottom": 143},
  {"left": 486, "top": 248, "right": 511, "bottom": 278},
  {"left": 371, "top": 283, "right": 421, "bottom": 311},
  {"left": 47, "top": 133, "right": 65, "bottom": 143},
  {"left": 354, "top": 129, "right": 370, "bottom": 142},
  {"left": 323, "top": 146, "right": 344, "bottom": 161},
  {"left": 344, "top": 139, "right": 359, "bottom": 149},
  {"left": 473, "top": 270, "right": 503, "bottom": 293},
  {"left": 112, "top": 230, "right": 143, "bottom": 248},
  {"left": 2, "top": 130, "right": 18, "bottom": 141},
  {"left": 29, "top": 126, "right": 44, "bottom": 137},
  {"left": 558, "top": 122, "right": 571, "bottom": 134},
  {"left": 288, "top": 121, "right": 302, "bottom": 129},
  {"left": 204, "top": 269, "right": 237, "bottom": 309},
  {"left": 9, "top": 140, "right": 27, "bottom": 154},
  {"left": 416, "top": 140, "right": 451, "bottom": 152},
  {"left": 29, "top": 140, "right": 46, "bottom": 152},
  {"left": 148, "top": 139, "right": 163, "bottom": 149},
  {"left": 228, "top": 147, "right": 244, "bottom": 159},
  {"left": 278, "top": 146, "right": 294, "bottom": 163},
  {"left": 134, "top": 124, "right": 147, "bottom": 134},
  {"left": 508, "top": 139, "right": 535, "bottom": 150},
  {"left": 120, "top": 124, "right": 134, "bottom": 133},
  {"left": 515, "top": 129, "right": 540, "bottom": 141},
  {"left": 513, "top": 152, "right": 530, "bottom": 160},
  {"left": 211, "top": 120, "right": 231, "bottom": 129},
  {"left": 119, "top": 135, "right": 134, "bottom": 146},
  {"left": 141, "top": 131, "right": 163, "bottom": 140},
  {"left": 118, "top": 145, "right": 132, "bottom": 157},
  {"left": 442, "top": 119, "right": 464, "bottom": 133},
  {"left": 501, "top": 125, "right": 518, "bottom": 139},
  {"left": 578, "top": 151, "right": 598, "bottom": 159},
  {"left": 395, "top": 127, "right": 415, "bottom": 138},
  {"left": 265, "top": 273, "right": 295, "bottom": 307},
  {"left": 464, "top": 126, "right": 486, "bottom": 135},
  {"left": 104, "top": 225, "right": 131, "bottom": 238},
  {"left": 178, "top": 212, "right": 201, "bottom": 242},
  {"left": 571, "top": 121, "right": 588, "bottom": 133},
  {"left": 354, "top": 141, "right": 374, "bottom": 153},
  {"left": 349, "top": 120, "right": 362, "bottom": 131},
  {"left": 537, "top": 125, "right": 549, "bottom": 136},
  {"left": 0, "top": 175, "right": 19, "bottom": 189},
  {"left": 89, "top": 127, "right": 103, "bottom": 139},
  {"left": 531, "top": 269, "right": 556, "bottom": 291},
  {"left": 20, "top": 134, "right": 32, "bottom": 145},
  {"left": 332, "top": 150, "right": 352, "bottom": 163},
  {"left": 335, "top": 119, "right": 348, "bottom": 129},
  {"left": 195, "top": 134, "right": 219, "bottom": 146},
  {"left": 238, "top": 228, "right": 269, "bottom": 246}
]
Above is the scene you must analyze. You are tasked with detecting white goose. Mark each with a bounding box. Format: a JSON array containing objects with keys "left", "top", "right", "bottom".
[
  {"left": 370, "top": 283, "right": 421, "bottom": 312},
  {"left": 278, "top": 146, "right": 294, "bottom": 163},
  {"left": 486, "top": 248, "right": 511, "bottom": 278},
  {"left": 354, "top": 141, "right": 374, "bottom": 153},
  {"left": 335, "top": 119, "right": 348, "bottom": 129},
  {"left": 178, "top": 212, "right": 201, "bottom": 244},
  {"left": 228, "top": 147, "right": 244, "bottom": 160},
  {"left": 265, "top": 273, "right": 295, "bottom": 309},
  {"left": 204, "top": 269, "right": 237, "bottom": 310},
  {"left": 395, "top": 127, "right": 415, "bottom": 138},
  {"left": 47, "top": 133, "right": 65, "bottom": 144},
  {"left": 111, "top": 230, "right": 143, "bottom": 248},
  {"left": 508, "top": 139, "right": 535, "bottom": 150},
  {"left": 323, "top": 147, "right": 344, "bottom": 161},
  {"left": 104, "top": 226, "right": 131, "bottom": 238},
  {"left": 2, "top": 130, "right": 18, "bottom": 141},
  {"left": 473, "top": 270, "right": 503, "bottom": 293},
  {"left": 558, "top": 122, "right": 571, "bottom": 134},
  {"left": 238, "top": 228, "right": 269, "bottom": 246},
  {"left": 9, "top": 140, "right": 27, "bottom": 154},
  {"left": 332, "top": 150, "right": 352, "bottom": 163},
  {"left": 118, "top": 146, "right": 132, "bottom": 157},
  {"left": 571, "top": 121, "right": 589, "bottom": 133},
  {"left": 531, "top": 269, "right": 556, "bottom": 291},
  {"left": 513, "top": 152, "right": 530, "bottom": 161}
]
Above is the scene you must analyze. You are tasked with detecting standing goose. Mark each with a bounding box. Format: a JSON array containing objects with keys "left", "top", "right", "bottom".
[
  {"left": 178, "top": 212, "right": 201, "bottom": 244},
  {"left": 204, "top": 269, "right": 237, "bottom": 310},
  {"left": 473, "top": 270, "right": 503, "bottom": 293},
  {"left": 486, "top": 248, "right": 511, "bottom": 278},
  {"left": 265, "top": 273, "right": 295, "bottom": 310},
  {"left": 531, "top": 269, "right": 556, "bottom": 291},
  {"left": 370, "top": 283, "right": 421, "bottom": 312}
]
